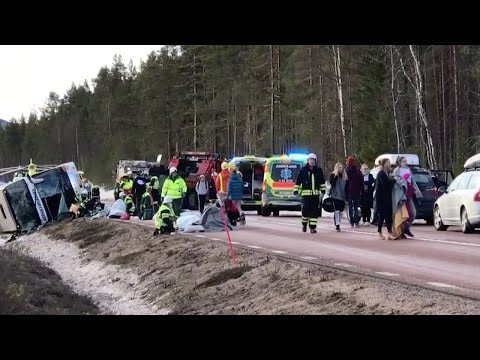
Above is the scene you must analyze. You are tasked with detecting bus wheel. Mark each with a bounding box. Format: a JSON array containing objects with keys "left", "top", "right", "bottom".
[
  {"left": 273, "top": 210, "right": 280, "bottom": 217},
  {"left": 257, "top": 208, "right": 262, "bottom": 216}
]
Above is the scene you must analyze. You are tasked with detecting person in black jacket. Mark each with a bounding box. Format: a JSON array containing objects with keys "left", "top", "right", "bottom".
[
  {"left": 360, "top": 164, "right": 375, "bottom": 225},
  {"left": 374, "top": 158, "right": 394, "bottom": 240},
  {"left": 293, "top": 153, "right": 326, "bottom": 233},
  {"left": 133, "top": 171, "right": 148, "bottom": 214}
]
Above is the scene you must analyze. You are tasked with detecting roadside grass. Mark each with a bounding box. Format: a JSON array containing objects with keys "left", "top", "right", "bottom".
[{"left": 0, "top": 247, "right": 99, "bottom": 315}]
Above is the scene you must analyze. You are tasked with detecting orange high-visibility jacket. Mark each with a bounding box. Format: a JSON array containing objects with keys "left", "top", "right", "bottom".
[{"left": 216, "top": 169, "right": 230, "bottom": 193}]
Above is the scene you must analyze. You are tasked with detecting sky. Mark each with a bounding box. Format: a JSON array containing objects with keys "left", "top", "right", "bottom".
[{"left": 0, "top": 45, "right": 163, "bottom": 121}]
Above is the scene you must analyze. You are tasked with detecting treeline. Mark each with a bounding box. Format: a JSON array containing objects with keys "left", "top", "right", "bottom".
[{"left": 1, "top": 45, "right": 479, "bottom": 184}]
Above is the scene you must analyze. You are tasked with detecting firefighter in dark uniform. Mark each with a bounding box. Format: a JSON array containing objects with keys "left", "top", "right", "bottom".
[{"left": 293, "top": 153, "right": 326, "bottom": 233}]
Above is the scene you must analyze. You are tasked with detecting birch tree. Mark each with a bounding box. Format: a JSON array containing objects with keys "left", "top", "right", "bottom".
[{"left": 332, "top": 45, "right": 348, "bottom": 158}]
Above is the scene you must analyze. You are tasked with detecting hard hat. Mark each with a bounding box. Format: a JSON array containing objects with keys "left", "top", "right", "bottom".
[
  {"left": 307, "top": 153, "right": 317, "bottom": 160},
  {"left": 127, "top": 170, "right": 133, "bottom": 176},
  {"left": 163, "top": 195, "right": 173, "bottom": 204},
  {"left": 119, "top": 192, "right": 126, "bottom": 198},
  {"left": 229, "top": 161, "right": 237, "bottom": 171},
  {"left": 169, "top": 167, "right": 178, "bottom": 175},
  {"left": 221, "top": 162, "right": 229, "bottom": 170}
]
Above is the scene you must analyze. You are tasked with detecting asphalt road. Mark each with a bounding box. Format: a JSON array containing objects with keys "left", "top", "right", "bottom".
[
  {"left": 227, "top": 211, "right": 480, "bottom": 299},
  {"left": 102, "top": 192, "right": 480, "bottom": 299}
]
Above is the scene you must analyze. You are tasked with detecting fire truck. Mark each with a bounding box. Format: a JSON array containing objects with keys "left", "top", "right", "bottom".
[{"left": 168, "top": 151, "right": 222, "bottom": 209}]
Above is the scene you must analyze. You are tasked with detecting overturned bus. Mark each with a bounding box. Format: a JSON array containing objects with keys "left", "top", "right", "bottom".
[{"left": 0, "top": 162, "right": 82, "bottom": 235}]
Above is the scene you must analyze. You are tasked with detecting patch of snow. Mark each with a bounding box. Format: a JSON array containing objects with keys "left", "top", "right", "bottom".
[{"left": 11, "top": 234, "right": 170, "bottom": 315}]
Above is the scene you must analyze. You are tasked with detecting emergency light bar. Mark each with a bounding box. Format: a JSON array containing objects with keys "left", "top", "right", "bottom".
[{"left": 288, "top": 153, "right": 309, "bottom": 161}]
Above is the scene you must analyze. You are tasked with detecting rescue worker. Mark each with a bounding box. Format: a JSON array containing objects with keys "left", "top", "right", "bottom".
[
  {"left": 120, "top": 171, "right": 134, "bottom": 195},
  {"left": 153, "top": 195, "right": 176, "bottom": 235},
  {"left": 161, "top": 167, "right": 187, "bottom": 217},
  {"left": 124, "top": 194, "right": 136, "bottom": 216},
  {"left": 215, "top": 161, "right": 231, "bottom": 194},
  {"left": 114, "top": 180, "right": 121, "bottom": 200},
  {"left": 293, "top": 153, "right": 326, "bottom": 233},
  {"left": 28, "top": 162, "right": 37, "bottom": 177},
  {"left": 71, "top": 195, "right": 87, "bottom": 218},
  {"left": 150, "top": 175, "right": 161, "bottom": 203},
  {"left": 139, "top": 186, "right": 154, "bottom": 220}
]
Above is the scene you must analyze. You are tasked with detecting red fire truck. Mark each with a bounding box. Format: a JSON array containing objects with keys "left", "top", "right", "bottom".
[{"left": 168, "top": 151, "right": 222, "bottom": 209}]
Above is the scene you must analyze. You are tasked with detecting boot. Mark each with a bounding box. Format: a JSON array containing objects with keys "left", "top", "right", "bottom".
[
  {"left": 153, "top": 228, "right": 159, "bottom": 236},
  {"left": 404, "top": 225, "right": 414, "bottom": 237},
  {"left": 239, "top": 213, "right": 246, "bottom": 225},
  {"left": 336, "top": 225, "right": 341, "bottom": 232},
  {"left": 310, "top": 228, "right": 317, "bottom": 234},
  {"left": 302, "top": 223, "right": 307, "bottom": 233}
]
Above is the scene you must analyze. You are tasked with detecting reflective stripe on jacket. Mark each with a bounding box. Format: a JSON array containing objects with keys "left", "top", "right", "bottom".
[
  {"left": 154, "top": 204, "right": 176, "bottom": 229},
  {"left": 216, "top": 170, "right": 230, "bottom": 193},
  {"left": 294, "top": 165, "right": 326, "bottom": 196}
]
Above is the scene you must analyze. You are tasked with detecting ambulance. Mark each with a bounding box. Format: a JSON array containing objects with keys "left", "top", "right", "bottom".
[
  {"left": 229, "top": 155, "right": 268, "bottom": 214},
  {"left": 260, "top": 154, "right": 307, "bottom": 216}
]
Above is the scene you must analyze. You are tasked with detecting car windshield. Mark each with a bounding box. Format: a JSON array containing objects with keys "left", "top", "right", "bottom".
[
  {"left": 413, "top": 172, "right": 435, "bottom": 186},
  {"left": 271, "top": 163, "right": 301, "bottom": 182},
  {"left": 177, "top": 160, "right": 200, "bottom": 177}
]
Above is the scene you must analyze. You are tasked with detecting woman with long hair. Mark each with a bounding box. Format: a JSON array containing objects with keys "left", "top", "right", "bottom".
[
  {"left": 374, "top": 158, "right": 394, "bottom": 240},
  {"left": 329, "top": 163, "right": 349, "bottom": 232},
  {"left": 392, "top": 156, "right": 423, "bottom": 238}
]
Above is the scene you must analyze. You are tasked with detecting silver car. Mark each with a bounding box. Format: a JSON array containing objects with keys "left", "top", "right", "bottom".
[{"left": 433, "top": 170, "right": 480, "bottom": 233}]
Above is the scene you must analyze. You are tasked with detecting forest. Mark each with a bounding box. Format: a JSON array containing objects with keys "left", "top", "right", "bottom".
[{"left": 0, "top": 45, "right": 478, "bottom": 184}]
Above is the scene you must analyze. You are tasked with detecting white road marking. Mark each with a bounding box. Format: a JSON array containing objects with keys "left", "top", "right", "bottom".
[
  {"left": 375, "top": 272, "right": 399, "bottom": 277},
  {"left": 210, "top": 238, "right": 222, "bottom": 241},
  {"left": 300, "top": 256, "right": 318, "bottom": 261},
  {"left": 247, "top": 245, "right": 263, "bottom": 250},
  {"left": 271, "top": 250, "right": 288, "bottom": 254},
  {"left": 334, "top": 263, "right": 356, "bottom": 268},
  {"left": 231, "top": 241, "right": 241, "bottom": 245},
  {"left": 248, "top": 218, "right": 480, "bottom": 248},
  {"left": 427, "top": 282, "right": 459, "bottom": 289},
  {"left": 194, "top": 235, "right": 206, "bottom": 238}
]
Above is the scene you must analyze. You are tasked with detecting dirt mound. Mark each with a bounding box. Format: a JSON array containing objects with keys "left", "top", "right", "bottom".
[
  {"left": 24, "top": 219, "right": 480, "bottom": 314},
  {"left": 0, "top": 247, "right": 99, "bottom": 315}
]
